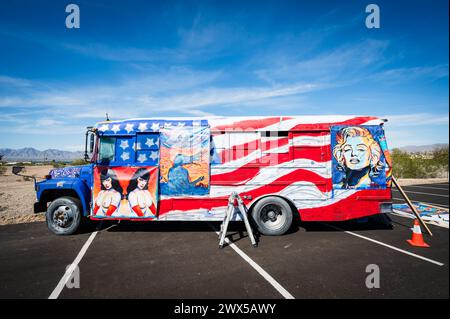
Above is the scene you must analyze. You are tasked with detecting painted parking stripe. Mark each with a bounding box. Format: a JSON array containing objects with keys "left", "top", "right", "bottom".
[
  {"left": 213, "top": 230, "right": 295, "bottom": 299},
  {"left": 49, "top": 226, "right": 102, "bottom": 299},
  {"left": 403, "top": 185, "right": 450, "bottom": 191},
  {"left": 324, "top": 224, "right": 445, "bottom": 267},
  {"left": 392, "top": 197, "right": 449, "bottom": 209},
  {"left": 392, "top": 189, "right": 449, "bottom": 198}
]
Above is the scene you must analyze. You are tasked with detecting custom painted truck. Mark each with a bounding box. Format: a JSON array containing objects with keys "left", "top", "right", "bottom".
[{"left": 27, "top": 116, "right": 393, "bottom": 235}]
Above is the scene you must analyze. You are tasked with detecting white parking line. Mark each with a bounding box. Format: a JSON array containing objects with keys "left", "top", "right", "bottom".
[
  {"left": 49, "top": 227, "right": 101, "bottom": 299},
  {"left": 403, "top": 185, "right": 449, "bottom": 191},
  {"left": 212, "top": 229, "right": 295, "bottom": 299},
  {"left": 392, "top": 189, "right": 449, "bottom": 198},
  {"left": 324, "top": 224, "right": 445, "bottom": 267},
  {"left": 392, "top": 197, "right": 449, "bottom": 209}
]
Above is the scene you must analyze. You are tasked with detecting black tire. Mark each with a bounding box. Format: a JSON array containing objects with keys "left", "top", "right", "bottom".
[
  {"left": 251, "top": 196, "right": 293, "bottom": 236},
  {"left": 46, "top": 196, "right": 82, "bottom": 235}
]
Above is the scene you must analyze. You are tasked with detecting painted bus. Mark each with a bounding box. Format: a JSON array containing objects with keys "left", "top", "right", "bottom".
[{"left": 29, "top": 116, "right": 393, "bottom": 235}]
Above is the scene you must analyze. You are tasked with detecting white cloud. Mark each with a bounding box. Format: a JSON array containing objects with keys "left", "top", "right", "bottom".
[
  {"left": 370, "top": 65, "right": 449, "bottom": 83},
  {"left": 0, "top": 75, "right": 32, "bottom": 87}
]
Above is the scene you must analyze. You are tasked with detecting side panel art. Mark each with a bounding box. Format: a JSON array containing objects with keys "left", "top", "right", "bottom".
[
  {"left": 331, "top": 125, "right": 392, "bottom": 190},
  {"left": 159, "top": 126, "right": 210, "bottom": 196},
  {"left": 93, "top": 166, "right": 159, "bottom": 219}
]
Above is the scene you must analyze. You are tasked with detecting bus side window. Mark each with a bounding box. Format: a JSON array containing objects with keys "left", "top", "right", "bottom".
[
  {"left": 211, "top": 132, "right": 228, "bottom": 165},
  {"left": 115, "top": 136, "right": 136, "bottom": 164},
  {"left": 136, "top": 133, "right": 160, "bottom": 166},
  {"left": 228, "top": 132, "right": 260, "bottom": 164},
  {"left": 260, "top": 131, "right": 289, "bottom": 165}
]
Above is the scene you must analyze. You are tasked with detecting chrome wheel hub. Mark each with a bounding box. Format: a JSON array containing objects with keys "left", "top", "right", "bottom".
[
  {"left": 260, "top": 204, "right": 286, "bottom": 230},
  {"left": 53, "top": 206, "right": 72, "bottom": 228}
]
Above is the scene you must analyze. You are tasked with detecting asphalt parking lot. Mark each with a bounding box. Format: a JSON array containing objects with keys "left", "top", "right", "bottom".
[
  {"left": 392, "top": 182, "right": 449, "bottom": 209},
  {"left": 0, "top": 183, "right": 448, "bottom": 299}
]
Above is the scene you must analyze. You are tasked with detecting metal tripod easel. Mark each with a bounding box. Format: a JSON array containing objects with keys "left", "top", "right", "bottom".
[{"left": 218, "top": 192, "right": 257, "bottom": 248}]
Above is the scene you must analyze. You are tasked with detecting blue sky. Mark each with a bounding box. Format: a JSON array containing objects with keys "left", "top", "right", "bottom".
[{"left": 0, "top": 0, "right": 448, "bottom": 151}]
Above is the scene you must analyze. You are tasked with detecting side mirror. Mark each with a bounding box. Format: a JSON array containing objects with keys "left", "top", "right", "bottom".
[
  {"left": 12, "top": 166, "right": 24, "bottom": 175},
  {"left": 89, "top": 133, "right": 95, "bottom": 153}
]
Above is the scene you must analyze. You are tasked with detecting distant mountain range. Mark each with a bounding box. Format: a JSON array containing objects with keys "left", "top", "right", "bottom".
[
  {"left": 397, "top": 143, "right": 448, "bottom": 153},
  {"left": 0, "top": 148, "right": 84, "bottom": 162},
  {"left": 0, "top": 143, "right": 448, "bottom": 162}
]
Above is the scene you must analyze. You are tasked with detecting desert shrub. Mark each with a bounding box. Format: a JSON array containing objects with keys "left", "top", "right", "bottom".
[
  {"left": 71, "top": 159, "right": 87, "bottom": 166},
  {"left": 51, "top": 161, "right": 66, "bottom": 168},
  {"left": 391, "top": 147, "right": 449, "bottom": 178},
  {"left": 0, "top": 166, "right": 7, "bottom": 176}
]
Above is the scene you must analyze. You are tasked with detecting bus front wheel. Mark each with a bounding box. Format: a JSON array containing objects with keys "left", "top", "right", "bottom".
[
  {"left": 46, "top": 196, "right": 82, "bottom": 235},
  {"left": 251, "top": 197, "right": 293, "bottom": 236}
]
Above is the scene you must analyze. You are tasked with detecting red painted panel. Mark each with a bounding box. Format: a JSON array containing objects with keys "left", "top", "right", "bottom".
[{"left": 299, "top": 189, "right": 391, "bottom": 221}]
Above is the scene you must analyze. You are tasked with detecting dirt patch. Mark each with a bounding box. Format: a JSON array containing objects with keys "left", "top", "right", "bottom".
[
  {"left": 0, "top": 165, "right": 52, "bottom": 226},
  {"left": 0, "top": 214, "right": 45, "bottom": 226}
]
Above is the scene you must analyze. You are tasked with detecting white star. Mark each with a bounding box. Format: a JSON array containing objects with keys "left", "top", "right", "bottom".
[
  {"left": 165, "top": 122, "right": 172, "bottom": 128},
  {"left": 119, "top": 139, "right": 129, "bottom": 150},
  {"left": 135, "top": 142, "right": 142, "bottom": 150},
  {"left": 177, "top": 122, "right": 185, "bottom": 127},
  {"left": 151, "top": 122, "right": 160, "bottom": 131},
  {"left": 124, "top": 123, "right": 134, "bottom": 133},
  {"left": 138, "top": 122, "right": 148, "bottom": 132},
  {"left": 137, "top": 153, "right": 147, "bottom": 163},
  {"left": 98, "top": 124, "right": 109, "bottom": 132},
  {"left": 111, "top": 124, "right": 121, "bottom": 134},
  {"left": 120, "top": 152, "right": 130, "bottom": 161},
  {"left": 149, "top": 151, "right": 159, "bottom": 161},
  {"left": 145, "top": 138, "right": 155, "bottom": 148}
]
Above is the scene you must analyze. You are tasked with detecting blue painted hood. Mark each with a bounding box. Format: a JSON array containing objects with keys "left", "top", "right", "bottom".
[{"left": 49, "top": 165, "right": 91, "bottom": 179}]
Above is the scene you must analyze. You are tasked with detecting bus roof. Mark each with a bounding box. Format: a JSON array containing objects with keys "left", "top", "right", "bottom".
[{"left": 95, "top": 115, "right": 385, "bottom": 135}]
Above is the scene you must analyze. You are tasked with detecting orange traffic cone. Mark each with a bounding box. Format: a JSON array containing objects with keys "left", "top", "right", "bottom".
[{"left": 407, "top": 219, "right": 430, "bottom": 248}]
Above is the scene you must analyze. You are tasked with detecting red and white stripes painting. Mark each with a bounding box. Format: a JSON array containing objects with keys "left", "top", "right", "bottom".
[{"left": 158, "top": 116, "right": 391, "bottom": 221}]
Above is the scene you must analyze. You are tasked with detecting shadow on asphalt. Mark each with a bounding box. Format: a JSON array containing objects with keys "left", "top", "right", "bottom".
[
  {"left": 77, "top": 214, "right": 395, "bottom": 236},
  {"left": 301, "top": 214, "right": 394, "bottom": 233}
]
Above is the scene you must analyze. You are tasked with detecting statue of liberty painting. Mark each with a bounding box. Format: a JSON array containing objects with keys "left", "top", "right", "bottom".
[
  {"left": 159, "top": 126, "right": 210, "bottom": 196},
  {"left": 161, "top": 154, "right": 206, "bottom": 195}
]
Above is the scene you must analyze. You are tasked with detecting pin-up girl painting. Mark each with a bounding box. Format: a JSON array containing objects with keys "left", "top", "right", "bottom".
[
  {"left": 93, "top": 168, "right": 123, "bottom": 216},
  {"left": 126, "top": 168, "right": 157, "bottom": 218},
  {"left": 332, "top": 126, "right": 384, "bottom": 189}
]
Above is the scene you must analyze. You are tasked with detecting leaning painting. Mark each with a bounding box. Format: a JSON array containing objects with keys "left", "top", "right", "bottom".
[
  {"left": 159, "top": 126, "right": 210, "bottom": 196},
  {"left": 331, "top": 125, "right": 392, "bottom": 190}
]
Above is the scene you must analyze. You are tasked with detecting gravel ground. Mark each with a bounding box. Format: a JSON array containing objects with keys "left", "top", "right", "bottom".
[{"left": 0, "top": 165, "right": 50, "bottom": 225}]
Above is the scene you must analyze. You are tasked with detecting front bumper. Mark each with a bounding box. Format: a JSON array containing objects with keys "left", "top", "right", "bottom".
[{"left": 33, "top": 201, "right": 47, "bottom": 214}]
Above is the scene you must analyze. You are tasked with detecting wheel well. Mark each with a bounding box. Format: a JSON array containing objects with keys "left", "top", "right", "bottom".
[
  {"left": 40, "top": 189, "right": 81, "bottom": 208},
  {"left": 248, "top": 195, "right": 300, "bottom": 220}
]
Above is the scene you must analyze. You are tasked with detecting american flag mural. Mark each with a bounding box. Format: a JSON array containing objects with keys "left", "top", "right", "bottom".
[{"left": 94, "top": 116, "right": 392, "bottom": 222}]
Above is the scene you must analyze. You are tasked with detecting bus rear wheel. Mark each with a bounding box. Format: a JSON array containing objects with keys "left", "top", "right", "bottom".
[
  {"left": 46, "top": 196, "right": 82, "bottom": 235},
  {"left": 251, "top": 197, "right": 293, "bottom": 236}
]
